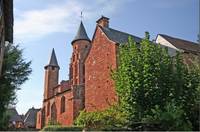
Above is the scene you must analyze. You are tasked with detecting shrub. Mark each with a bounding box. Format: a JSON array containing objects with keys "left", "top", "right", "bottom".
[
  {"left": 47, "top": 119, "right": 61, "bottom": 126},
  {"left": 142, "top": 102, "right": 192, "bottom": 130},
  {"left": 112, "top": 34, "right": 200, "bottom": 130},
  {"left": 75, "top": 105, "right": 128, "bottom": 130},
  {"left": 42, "top": 125, "right": 83, "bottom": 131}
]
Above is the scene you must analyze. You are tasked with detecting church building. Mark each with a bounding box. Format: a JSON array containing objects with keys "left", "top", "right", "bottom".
[
  {"left": 36, "top": 16, "right": 199, "bottom": 129},
  {"left": 36, "top": 16, "right": 142, "bottom": 129}
]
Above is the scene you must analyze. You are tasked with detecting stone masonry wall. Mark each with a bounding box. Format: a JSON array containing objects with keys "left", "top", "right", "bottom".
[
  {"left": 44, "top": 67, "right": 59, "bottom": 99},
  {"left": 85, "top": 26, "right": 118, "bottom": 111}
]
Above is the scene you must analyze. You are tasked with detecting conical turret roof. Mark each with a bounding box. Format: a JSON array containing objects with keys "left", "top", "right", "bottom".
[
  {"left": 45, "top": 48, "right": 59, "bottom": 69},
  {"left": 72, "top": 21, "right": 90, "bottom": 44}
]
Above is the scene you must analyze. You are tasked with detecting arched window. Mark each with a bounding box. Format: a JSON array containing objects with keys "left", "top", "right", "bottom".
[
  {"left": 47, "top": 102, "right": 50, "bottom": 116},
  {"left": 60, "top": 96, "right": 65, "bottom": 113},
  {"left": 51, "top": 102, "right": 57, "bottom": 121}
]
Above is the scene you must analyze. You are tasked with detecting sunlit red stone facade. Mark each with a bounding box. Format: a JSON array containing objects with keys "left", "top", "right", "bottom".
[
  {"left": 36, "top": 16, "right": 200, "bottom": 129},
  {"left": 36, "top": 16, "right": 121, "bottom": 129}
]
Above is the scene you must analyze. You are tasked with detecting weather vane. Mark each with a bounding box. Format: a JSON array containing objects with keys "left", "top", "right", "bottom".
[{"left": 80, "top": 11, "right": 83, "bottom": 21}]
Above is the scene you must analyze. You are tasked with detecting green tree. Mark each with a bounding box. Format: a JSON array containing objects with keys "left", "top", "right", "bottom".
[
  {"left": 112, "top": 33, "right": 200, "bottom": 130},
  {"left": 0, "top": 43, "right": 32, "bottom": 130},
  {"left": 74, "top": 33, "right": 199, "bottom": 130},
  {"left": 75, "top": 105, "right": 128, "bottom": 130}
]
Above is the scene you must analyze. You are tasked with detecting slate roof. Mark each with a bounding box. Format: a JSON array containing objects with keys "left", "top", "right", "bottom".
[
  {"left": 7, "top": 108, "right": 23, "bottom": 122},
  {"left": 99, "top": 26, "right": 142, "bottom": 44},
  {"left": 72, "top": 21, "right": 90, "bottom": 43},
  {"left": 45, "top": 48, "right": 59, "bottom": 68},
  {"left": 96, "top": 16, "right": 109, "bottom": 23},
  {"left": 159, "top": 34, "right": 200, "bottom": 53},
  {"left": 24, "top": 107, "right": 40, "bottom": 128}
]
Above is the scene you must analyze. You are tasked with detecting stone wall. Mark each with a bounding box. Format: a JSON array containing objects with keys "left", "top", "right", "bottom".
[{"left": 85, "top": 26, "right": 118, "bottom": 111}]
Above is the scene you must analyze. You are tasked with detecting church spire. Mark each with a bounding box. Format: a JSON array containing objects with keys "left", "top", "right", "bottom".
[
  {"left": 45, "top": 48, "right": 59, "bottom": 69},
  {"left": 43, "top": 48, "right": 59, "bottom": 99},
  {"left": 72, "top": 21, "right": 90, "bottom": 44}
]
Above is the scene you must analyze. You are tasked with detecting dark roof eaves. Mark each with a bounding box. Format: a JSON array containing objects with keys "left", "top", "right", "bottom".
[
  {"left": 71, "top": 38, "right": 91, "bottom": 45},
  {"left": 44, "top": 64, "right": 60, "bottom": 69}
]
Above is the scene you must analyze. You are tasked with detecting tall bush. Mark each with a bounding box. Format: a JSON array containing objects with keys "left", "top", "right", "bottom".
[{"left": 112, "top": 33, "right": 200, "bottom": 130}]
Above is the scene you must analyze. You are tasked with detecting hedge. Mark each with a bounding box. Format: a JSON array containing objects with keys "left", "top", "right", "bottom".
[{"left": 42, "top": 125, "right": 83, "bottom": 131}]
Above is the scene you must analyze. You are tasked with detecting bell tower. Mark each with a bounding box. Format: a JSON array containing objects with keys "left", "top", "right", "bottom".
[
  {"left": 44, "top": 48, "right": 59, "bottom": 100},
  {"left": 69, "top": 21, "right": 91, "bottom": 85}
]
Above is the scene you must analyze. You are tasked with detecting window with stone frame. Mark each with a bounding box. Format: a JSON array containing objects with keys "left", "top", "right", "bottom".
[{"left": 60, "top": 96, "right": 65, "bottom": 113}]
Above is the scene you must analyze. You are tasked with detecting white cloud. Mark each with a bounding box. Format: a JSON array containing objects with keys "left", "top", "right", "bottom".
[
  {"left": 14, "top": 1, "right": 82, "bottom": 42},
  {"left": 14, "top": 0, "right": 131, "bottom": 42}
]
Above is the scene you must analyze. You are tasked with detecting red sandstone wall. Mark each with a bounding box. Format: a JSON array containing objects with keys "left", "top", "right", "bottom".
[
  {"left": 85, "top": 26, "right": 118, "bottom": 111},
  {"left": 41, "top": 89, "right": 74, "bottom": 126},
  {"left": 70, "top": 40, "right": 90, "bottom": 85},
  {"left": 36, "top": 110, "right": 42, "bottom": 129},
  {"left": 56, "top": 91, "right": 74, "bottom": 125},
  {"left": 72, "top": 85, "right": 85, "bottom": 119},
  {"left": 44, "top": 67, "right": 59, "bottom": 99}
]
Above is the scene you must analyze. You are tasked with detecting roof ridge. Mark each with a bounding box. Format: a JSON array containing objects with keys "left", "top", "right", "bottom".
[
  {"left": 159, "top": 34, "right": 200, "bottom": 53},
  {"left": 99, "top": 25, "right": 141, "bottom": 44},
  {"left": 159, "top": 34, "right": 198, "bottom": 45},
  {"left": 108, "top": 27, "right": 138, "bottom": 38},
  {"left": 24, "top": 110, "right": 31, "bottom": 122}
]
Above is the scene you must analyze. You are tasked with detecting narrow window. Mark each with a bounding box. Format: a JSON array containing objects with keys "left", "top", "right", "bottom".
[
  {"left": 38, "top": 114, "right": 40, "bottom": 123},
  {"left": 60, "top": 96, "right": 65, "bottom": 113},
  {"left": 47, "top": 102, "right": 50, "bottom": 116},
  {"left": 51, "top": 103, "right": 57, "bottom": 121}
]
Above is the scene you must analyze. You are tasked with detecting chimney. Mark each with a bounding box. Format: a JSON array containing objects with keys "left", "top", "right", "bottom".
[{"left": 96, "top": 16, "right": 109, "bottom": 28}]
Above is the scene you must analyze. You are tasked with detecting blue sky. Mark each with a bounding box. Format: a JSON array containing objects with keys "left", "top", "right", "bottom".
[{"left": 14, "top": 0, "right": 199, "bottom": 114}]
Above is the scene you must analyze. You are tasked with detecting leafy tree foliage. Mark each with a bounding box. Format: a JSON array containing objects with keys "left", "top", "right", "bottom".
[
  {"left": 0, "top": 43, "right": 32, "bottom": 130},
  {"left": 142, "top": 102, "right": 192, "bottom": 130},
  {"left": 75, "top": 32, "right": 200, "bottom": 130},
  {"left": 112, "top": 33, "right": 200, "bottom": 130},
  {"left": 75, "top": 105, "right": 128, "bottom": 130}
]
